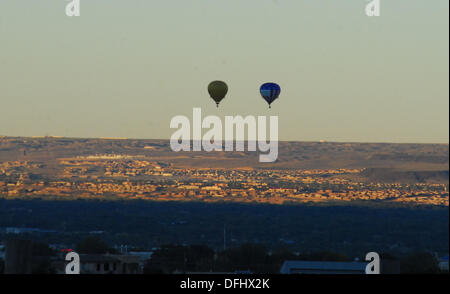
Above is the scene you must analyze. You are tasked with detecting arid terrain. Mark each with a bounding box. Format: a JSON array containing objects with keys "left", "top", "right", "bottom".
[{"left": 0, "top": 136, "right": 448, "bottom": 206}]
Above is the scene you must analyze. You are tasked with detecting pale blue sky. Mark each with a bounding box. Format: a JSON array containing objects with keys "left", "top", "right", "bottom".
[{"left": 0, "top": 0, "right": 448, "bottom": 143}]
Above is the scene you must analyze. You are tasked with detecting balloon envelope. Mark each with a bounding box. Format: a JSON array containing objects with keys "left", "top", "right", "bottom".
[
  {"left": 260, "top": 82, "right": 281, "bottom": 108},
  {"left": 208, "top": 81, "right": 228, "bottom": 107}
]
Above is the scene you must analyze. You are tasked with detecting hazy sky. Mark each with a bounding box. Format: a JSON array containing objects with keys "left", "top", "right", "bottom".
[{"left": 0, "top": 0, "right": 448, "bottom": 143}]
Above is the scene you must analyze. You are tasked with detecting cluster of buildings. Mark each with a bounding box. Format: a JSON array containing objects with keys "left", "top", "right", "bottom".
[
  {"left": 0, "top": 157, "right": 448, "bottom": 206},
  {"left": 1, "top": 239, "right": 448, "bottom": 274},
  {"left": 0, "top": 239, "right": 146, "bottom": 274}
]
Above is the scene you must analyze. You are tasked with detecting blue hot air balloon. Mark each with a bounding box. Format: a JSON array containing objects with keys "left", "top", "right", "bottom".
[{"left": 260, "top": 82, "right": 281, "bottom": 108}]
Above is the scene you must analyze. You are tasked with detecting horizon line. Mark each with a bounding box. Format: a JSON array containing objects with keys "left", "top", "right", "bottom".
[{"left": 0, "top": 135, "right": 448, "bottom": 146}]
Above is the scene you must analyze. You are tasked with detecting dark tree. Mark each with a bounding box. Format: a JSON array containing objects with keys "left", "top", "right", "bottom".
[
  {"left": 32, "top": 258, "right": 56, "bottom": 274},
  {"left": 76, "top": 236, "right": 111, "bottom": 254},
  {"left": 0, "top": 258, "right": 4, "bottom": 274},
  {"left": 216, "top": 243, "right": 272, "bottom": 273},
  {"left": 144, "top": 244, "right": 215, "bottom": 274},
  {"left": 401, "top": 252, "right": 440, "bottom": 274},
  {"left": 32, "top": 242, "right": 56, "bottom": 257},
  {"left": 299, "top": 251, "right": 350, "bottom": 262}
]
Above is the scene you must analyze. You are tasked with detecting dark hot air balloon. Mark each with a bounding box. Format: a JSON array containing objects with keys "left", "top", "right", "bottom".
[
  {"left": 208, "top": 81, "right": 228, "bottom": 107},
  {"left": 260, "top": 82, "right": 281, "bottom": 108}
]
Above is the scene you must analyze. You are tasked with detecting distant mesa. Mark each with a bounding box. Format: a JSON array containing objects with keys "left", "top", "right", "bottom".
[
  {"left": 361, "top": 168, "right": 449, "bottom": 184},
  {"left": 31, "top": 136, "right": 64, "bottom": 139}
]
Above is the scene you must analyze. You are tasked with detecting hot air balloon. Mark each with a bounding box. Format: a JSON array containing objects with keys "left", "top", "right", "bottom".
[
  {"left": 208, "top": 81, "right": 228, "bottom": 107},
  {"left": 260, "top": 82, "right": 281, "bottom": 108}
]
